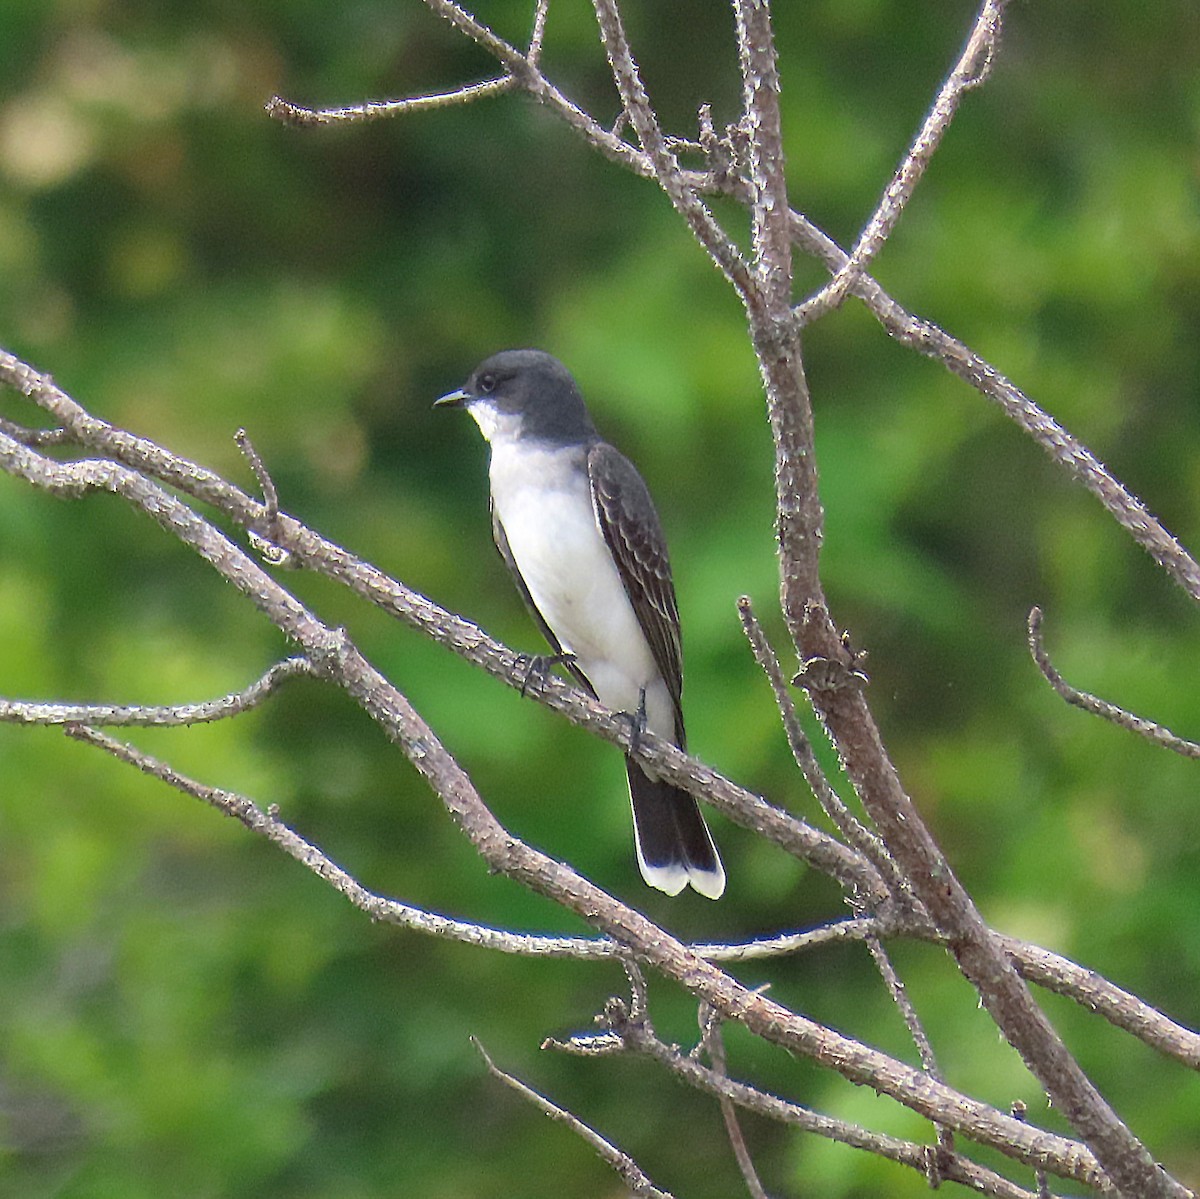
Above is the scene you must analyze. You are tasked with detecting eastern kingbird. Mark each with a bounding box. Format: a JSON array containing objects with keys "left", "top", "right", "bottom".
[{"left": 436, "top": 349, "right": 725, "bottom": 899}]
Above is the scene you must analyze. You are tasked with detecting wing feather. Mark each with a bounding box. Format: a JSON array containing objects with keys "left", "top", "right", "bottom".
[{"left": 587, "top": 442, "right": 685, "bottom": 746}]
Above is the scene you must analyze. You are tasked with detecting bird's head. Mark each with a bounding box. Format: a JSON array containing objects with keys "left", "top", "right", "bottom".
[{"left": 435, "top": 349, "right": 597, "bottom": 445}]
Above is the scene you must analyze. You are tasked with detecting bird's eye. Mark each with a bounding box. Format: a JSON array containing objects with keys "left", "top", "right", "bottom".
[{"left": 478, "top": 372, "right": 497, "bottom": 394}]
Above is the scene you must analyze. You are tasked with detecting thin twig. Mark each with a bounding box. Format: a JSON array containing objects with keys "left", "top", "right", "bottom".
[
  {"left": 235, "top": 427, "right": 293, "bottom": 567},
  {"left": 700, "top": 1007, "right": 771, "bottom": 1199},
  {"left": 737, "top": 596, "right": 905, "bottom": 909},
  {"left": 0, "top": 658, "right": 314, "bottom": 727},
  {"left": 620, "top": 955, "right": 650, "bottom": 1024},
  {"left": 694, "top": 917, "right": 895, "bottom": 962},
  {"left": 472, "top": 1038, "right": 675, "bottom": 1199},
  {"left": 528, "top": 0, "right": 550, "bottom": 64},
  {"left": 1028, "top": 606, "right": 1200, "bottom": 758},
  {"left": 61, "top": 724, "right": 618, "bottom": 956},
  {"left": 1012, "top": 1103, "right": 1055, "bottom": 1198},
  {"left": 866, "top": 937, "right": 955, "bottom": 1172},
  {"left": 267, "top": 0, "right": 652, "bottom": 188},
  {"left": 796, "top": 0, "right": 1008, "bottom": 323},
  {"left": 265, "top": 77, "right": 515, "bottom": 126},
  {"left": 235, "top": 428, "right": 279, "bottom": 520},
  {"left": 421, "top": 0, "right": 534, "bottom": 71},
  {"left": 0, "top": 415, "right": 71, "bottom": 447},
  {"left": 591, "top": 0, "right": 753, "bottom": 298}
]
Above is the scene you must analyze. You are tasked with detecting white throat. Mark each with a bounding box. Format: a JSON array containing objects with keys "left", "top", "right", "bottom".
[{"left": 466, "top": 400, "right": 523, "bottom": 447}]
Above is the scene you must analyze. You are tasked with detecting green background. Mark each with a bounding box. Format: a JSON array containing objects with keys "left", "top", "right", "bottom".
[{"left": 2, "top": 1, "right": 1199, "bottom": 1195}]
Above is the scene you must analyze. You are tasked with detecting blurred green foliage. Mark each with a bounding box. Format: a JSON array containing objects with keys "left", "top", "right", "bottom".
[{"left": 2, "top": 1, "right": 1199, "bottom": 1195}]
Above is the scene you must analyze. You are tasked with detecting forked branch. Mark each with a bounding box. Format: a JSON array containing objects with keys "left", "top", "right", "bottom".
[
  {"left": 796, "top": 0, "right": 1009, "bottom": 323},
  {"left": 473, "top": 1038, "right": 675, "bottom": 1199},
  {"left": 0, "top": 368, "right": 1133, "bottom": 1190},
  {"left": 6, "top": 0, "right": 1199, "bottom": 1193}
]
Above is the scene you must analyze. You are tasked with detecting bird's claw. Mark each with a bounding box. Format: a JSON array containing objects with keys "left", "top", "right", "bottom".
[
  {"left": 517, "top": 651, "right": 578, "bottom": 698},
  {"left": 622, "top": 686, "right": 649, "bottom": 754}
]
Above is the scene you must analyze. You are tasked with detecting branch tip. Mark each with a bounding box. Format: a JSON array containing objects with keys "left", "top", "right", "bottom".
[{"left": 1029, "top": 605, "right": 1200, "bottom": 759}]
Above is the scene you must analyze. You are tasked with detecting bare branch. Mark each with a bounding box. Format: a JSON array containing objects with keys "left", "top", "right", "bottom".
[
  {"left": 591, "top": 0, "right": 753, "bottom": 297},
  {"left": 0, "top": 414, "right": 70, "bottom": 447},
  {"left": 796, "top": 0, "right": 1009, "bottom": 323},
  {"left": 0, "top": 428, "right": 1019, "bottom": 1157},
  {"left": 1028, "top": 606, "right": 1200, "bottom": 758},
  {"left": 700, "top": 1009, "right": 771, "bottom": 1199},
  {"left": 3, "top": 3, "right": 1195, "bottom": 1188},
  {"left": 611, "top": 1014, "right": 1072, "bottom": 1199},
  {"left": 70, "top": 709, "right": 1200, "bottom": 1197},
  {"left": 737, "top": 596, "right": 909, "bottom": 909},
  {"left": 235, "top": 427, "right": 294, "bottom": 567},
  {"left": 62, "top": 724, "right": 614, "bottom": 957},
  {"left": 472, "top": 1038, "right": 675, "bottom": 1199},
  {"left": 1000, "top": 935, "right": 1200, "bottom": 1071},
  {"left": 5, "top": 354, "right": 1194, "bottom": 1176},
  {"left": 65, "top": 713, "right": 1200, "bottom": 1117},
  {"left": 264, "top": 77, "right": 515, "bottom": 127},
  {"left": 0, "top": 658, "right": 314, "bottom": 727},
  {"left": 866, "top": 936, "right": 956, "bottom": 1170},
  {"left": 70, "top": 686, "right": 1099, "bottom": 1190},
  {"left": 7, "top": 537, "right": 1187, "bottom": 1070},
  {"left": 527, "top": 0, "right": 550, "bottom": 65},
  {"left": 235, "top": 428, "right": 280, "bottom": 521},
  {"left": 732, "top": 0, "right": 793, "bottom": 309},
  {"left": 765, "top": 226, "right": 1191, "bottom": 1195},
  {"left": 798, "top": 650, "right": 1182, "bottom": 1194},
  {"left": 785, "top": 214, "right": 1200, "bottom": 607}
]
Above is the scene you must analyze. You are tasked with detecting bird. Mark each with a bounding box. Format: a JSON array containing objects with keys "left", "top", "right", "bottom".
[{"left": 435, "top": 349, "right": 725, "bottom": 899}]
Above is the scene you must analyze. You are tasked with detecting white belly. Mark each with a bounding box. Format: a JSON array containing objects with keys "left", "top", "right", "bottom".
[{"left": 489, "top": 442, "right": 675, "bottom": 739}]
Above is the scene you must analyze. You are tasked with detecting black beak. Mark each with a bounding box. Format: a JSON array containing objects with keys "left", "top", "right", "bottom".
[{"left": 433, "top": 386, "right": 470, "bottom": 409}]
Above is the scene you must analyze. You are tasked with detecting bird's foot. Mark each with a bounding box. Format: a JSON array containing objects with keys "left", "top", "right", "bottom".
[
  {"left": 621, "top": 687, "right": 649, "bottom": 755},
  {"left": 516, "top": 651, "right": 578, "bottom": 698}
]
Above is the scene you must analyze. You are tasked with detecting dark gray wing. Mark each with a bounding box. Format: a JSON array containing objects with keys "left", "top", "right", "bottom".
[
  {"left": 491, "top": 504, "right": 596, "bottom": 697},
  {"left": 587, "top": 441, "right": 685, "bottom": 746}
]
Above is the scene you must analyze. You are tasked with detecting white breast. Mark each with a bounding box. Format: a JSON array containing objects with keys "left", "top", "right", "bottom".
[{"left": 488, "top": 439, "right": 675, "bottom": 740}]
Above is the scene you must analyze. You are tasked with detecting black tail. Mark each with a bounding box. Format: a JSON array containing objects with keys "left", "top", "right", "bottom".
[{"left": 625, "top": 758, "right": 725, "bottom": 899}]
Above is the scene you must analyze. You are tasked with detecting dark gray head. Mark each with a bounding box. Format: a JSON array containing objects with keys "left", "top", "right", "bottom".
[{"left": 435, "top": 349, "right": 598, "bottom": 446}]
